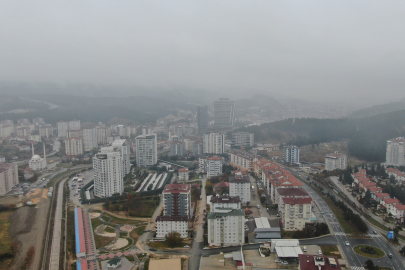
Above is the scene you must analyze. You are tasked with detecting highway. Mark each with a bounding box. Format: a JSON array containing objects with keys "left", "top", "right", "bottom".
[{"left": 291, "top": 170, "right": 405, "bottom": 270}]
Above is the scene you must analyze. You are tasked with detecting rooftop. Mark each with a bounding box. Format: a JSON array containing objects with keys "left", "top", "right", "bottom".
[
  {"left": 282, "top": 197, "right": 312, "bottom": 205},
  {"left": 210, "top": 195, "right": 241, "bottom": 204},
  {"left": 207, "top": 209, "right": 244, "bottom": 219},
  {"left": 163, "top": 184, "right": 191, "bottom": 193},
  {"left": 156, "top": 216, "right": 188, "bottom": 222},
  {"left": 277, "top": 188, "right": 309, "bottom": 197},
  {"left": 229, "top": 175, "right": 250, "bottom": 184},
  {"left": 298, "top": 254, "right": 341, "bottom": 270}
]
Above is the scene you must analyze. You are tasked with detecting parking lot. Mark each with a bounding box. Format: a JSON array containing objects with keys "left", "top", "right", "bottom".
[{"left": 68, "top": 169, "right": 94, "bottom": 206}]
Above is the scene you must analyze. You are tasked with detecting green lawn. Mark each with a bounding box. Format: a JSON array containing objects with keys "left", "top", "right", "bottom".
[
  {"left": 0, "top": 211, "right": 15, "bottom": 267},
  {"left": 104, "top": 226, "right": 115, "bottom": 233},
  {"left": 353, "top": 245, "right": 385, "bottom": 258},
  {"left": 94, "top": 234, "right": 115, "bottom": 249},
  {"left": 320, "top": 246, "right": 342, "bottom": 259},
  {"left": 148, "top": 240, "right": 186, "bottom": 249}
]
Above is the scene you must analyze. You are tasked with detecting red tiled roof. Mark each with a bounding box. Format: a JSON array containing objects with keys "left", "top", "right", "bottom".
[
  {"left": 383, "top": 198, "right": 400, "bottom": 204},
  {"left": 213, "top": 182, "right": 230, "bottom": 188},
  {"left": 277, "top": 188, "right": 309, "bottom": 197},
  {"left": 394, "top": 204, "right": 405, "bottom": 211},
  {"left": 163, "top": 184, "right": 191, "bottom": 193},
  {"left": 368, "top": 186, "right": 382, "bottom": 192},
  {"left": 362, "top": 181, "right": 377, "bottom": 187},
  {"left": 207, "top": 156, "right": 223, "bottom": 160},
  {"left": 178, "top": 168, "right": 189, "bottom": 172},
  {"left": 299, "top": 255, "right": 341, "bottom": 270},
  {"left": 375, "top": 193, "right": 390, "bottom": 198},
  {"left": 282, "top": 197, "right": 312, "bottom": 205}
]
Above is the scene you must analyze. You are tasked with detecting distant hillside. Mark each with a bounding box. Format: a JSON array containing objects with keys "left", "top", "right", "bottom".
[
  {"left": 348, "top": 100, "right": 405, "bottom": 118},
  {"left": 0, "top": 96, "right": 49, "bottom": 113},
  {"left": 235, "top": 109, "right": 405, "bottom": 162}
]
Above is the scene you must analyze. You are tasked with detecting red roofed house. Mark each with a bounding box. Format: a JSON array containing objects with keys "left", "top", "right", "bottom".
[
  {"left": 281, "top": 197, "right": 312, "bottom": 231},
  {"left": 372, "top": 192, "right": 390, "bottom": 203},
  {"left": 391, "top": 204, "right": 405, "bottom": 222},
  {"left": 380, "top": 198, "right": 400, "bottom": 213},
  {"left": 359, "top": 181, "right": 377, "bottom": 192},
  {"left": 386, "top": 168, "right": 405, "bottom": 182},
  {"left": 299, "top": 254, "right": 341, "bottom": 270}
]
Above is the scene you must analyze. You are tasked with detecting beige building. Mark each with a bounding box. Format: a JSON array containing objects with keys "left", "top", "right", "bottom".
[
  {"left": 325, "top": 151, "right": 347, "bottom": 171},
  {"left": 281, "top": 197, "right": 312, "bottom": 231},
  {"left": 0, "top": 163, "right": 19, "bottom": 195},
  {"left": 230, "top": 150, "right": 257, "bottom": 171},
  {"left": 65, "top": 137, "right": 83, "bottom": 156},
  {"left": 68, "top": 129, "right": 83, "bottom": 138}
]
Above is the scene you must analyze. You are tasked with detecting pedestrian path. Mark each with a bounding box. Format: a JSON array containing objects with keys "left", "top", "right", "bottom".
[
  {"left": 98, "top": 249, "right": 142, "bottom": 260},
  {"left": 351, "top": 267, "right": 365, "bottom": 270}
]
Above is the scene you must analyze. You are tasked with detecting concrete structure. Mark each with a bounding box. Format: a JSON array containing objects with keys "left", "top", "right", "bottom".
[
  {"left": 93, "top": 147, "right": 124, "bottom": 197},
  {"left": 65, "top": 137, "right": 83, "bottom": 156},
  {"left": 207, "top": 208, "right": 244, "bottom": 246},
  {"left": 197, "top": 105, "right": 209, "bottom": 134},
  {"left": 232, "top": 132, "right": 254, "bottom": 147},
  {"left": 192, "top": 140, "right": 203, "bottom": 156},
  {"left": 0, "top": 124, "right": 15, "bottom": 138},
  {"left": 155, "top": 216, "right": 188, "bottom": 238},
  {"left": 214, "top": 98, "right": 235, "bottom": 128},
  {"left": 68, "top": 129, "right": 83, "bottom": 138},
  {"left": 386, "top": 137, "right": 405, "bottom": 166},
  {"left": 203, "top": 133, "right": 225, "bottom": 154},
  {"left": 178, "top": 168, "right": 189, "bottom": 181},
  {"left": 283, "top": 145, "right": 300, "bottom": 164},
  {"left": 230, "top": 150, "right": 257, "bottom": 171},
  {"left": 200, "top": 156, "right": 224, "bottom": 178},
  {"left": 96, "top": 126, "right": 111, "bottom": 145},
  {"left": 69, "top": 120, "right": 81, "bottom": 130},
  {"left": 163, "top": 184, "right": 191, "bottom": 218},
  {"left": 324, "top": 152, "right": 347, "bottom": 171},
  {"left": 57, "top": 121, "right": 69, "bottom": 138},
  {"left": 29, "top": 143, "right": 47, "bottom": 171},
  {"left": 0, "top": 163, "right": 18, "bottom": 195},
  {"left": 33, "top": 117, "right": 45, "bottom": 127},
  {"left": 298, "top": 254, "right": 341, "bottom": 270},
  {"left": 281, "top": 197, "right": 312, "bottom": 231},
  {"left": 135, "top": 134, "right": 157, "bottom": 167},
  {"left": 39, "top": 124, "right": 53, "bottom": 138},
  {"left": 83, "top": 128, "right": 98, "bottom": 152},
  {"left": 209, "top": 195, "right": 241, "bottom": 212},
  {"left": 229, "top": 173, "right": 250, "bottom": 204},
  {"left": 170, "top": 139, "right": 185, "bottom": 156},
  {"left": 111, "top": 139, "right": 131, "bottom": 175}
]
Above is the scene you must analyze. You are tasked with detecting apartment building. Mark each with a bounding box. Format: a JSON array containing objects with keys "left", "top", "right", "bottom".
[
  {"left": 69, "top": 120, "right": 81, "bottom": 130},
  {"left": 170, "top": 140, "right": 185, "bottom": 156},
  {"left": 135, "top": 134, "right": 157, "bottom": 167},
  {"left": 209, "top": 195, "right": 241, "bottom": 212},
  {"left": 283, "top": 145, "right": 300, "bottom": 164},
  {"left": 65, "top": 137, "right": 83, "bottom": 156},
  {"left": 68, "top": 129, "right": 83, "bottom": 138},
  {"left": 207, "top": 208, "right": 244, "bottom": 246},
  {"left": 111, "top": 139, "right": 131, "bottom": 176},
  {"left": 324, "top": 152, "right": 347, "bottom": 171},
  {"left": 178, "top": 168, "right": 189, "bottom": 181},
  {"left": 33, "top": 118, "right": 45, "bottom": 127},
  {"left": 83, "top": 128, "right": 98, "bottom": 151},
  {"left": 0, "top": 124, "right": 15, "bottom": 138},
  {"left": 93, "top": 148, "right": 124, "bottom": 198},
  {"left": 57, "top": 121, "right": 69, "bottom": 138},
  {"left": 230, "top": 150, "right": 257, "bottom": 171},
  {"left": 203, "top": 133, "right": 225, "bottom": 154},
  {"left": 229, "top": 173, "right": 250, "bottom": 204},
  {"left": 214, "top": 98, "right": 235, "bottom": 128},
  {"left": 232, "top": 132, "right": 254, "bottom": 147},
  {"left": 197, "top": 105, "right": 209, "bottom": 134},
  {"left": 96, "top": 126, "right": 111, "bottom": 145},
  {"left": 281, "top": 197, "right": 312, "bottom": 231},
  {"left": 0, "top": 163, "right": 19, "bottom": 195},
  {"left": 386, "top": 137, "right": 405, "bottom": 166},
  {"left": 39, "top": 124, "right": 53, "bottom": 138},
  {"left": 162, "top": 184, "right": 191, "bottom": 218},
  {"left": 155, "top": 216, "right": 188, "bottom": 238},
  {"left": 199, "top": 156, "right": 224, "bottom": 178}
]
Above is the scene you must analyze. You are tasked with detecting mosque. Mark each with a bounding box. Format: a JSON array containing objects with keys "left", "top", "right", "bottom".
[{"left": 29, "top": 143, "right": 47, "bottom": 171}]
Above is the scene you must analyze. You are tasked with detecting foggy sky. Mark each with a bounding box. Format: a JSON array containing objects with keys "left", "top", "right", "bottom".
[{"left": 1, "top": 1, "right": 405, "bottom": 103}]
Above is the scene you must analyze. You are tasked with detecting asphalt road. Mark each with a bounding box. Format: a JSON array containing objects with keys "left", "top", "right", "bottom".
[{"left": 291, "top": 170, "right": 405, "bottom": 270}]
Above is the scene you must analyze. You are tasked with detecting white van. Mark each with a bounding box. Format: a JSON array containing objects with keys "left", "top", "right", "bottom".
[{"left": 303, "top": 246, "right": 307, "bottom": 252}]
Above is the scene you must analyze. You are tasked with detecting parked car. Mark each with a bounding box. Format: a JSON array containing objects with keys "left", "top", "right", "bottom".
[
  {"left": 184, "top": 245, "right": 189, "bottom": 248},
  {"left": 282, "top": 261, "right": 288, "bottom": 265},
  {"left": 318, "top": 250, "right": 322, "bottom": 255},
  {"left": 275, "top": 259, "right": 281, "bottom": 263},
  {"left": 202, "top": 253, "right": 209, "bottom": 257}
]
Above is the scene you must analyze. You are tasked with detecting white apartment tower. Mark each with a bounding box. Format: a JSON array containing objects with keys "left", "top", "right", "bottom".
[
  {"left": 111, "top": 139, "right": 131, "bottom": 175},
  {"left": 325, "top": 152, "right": 347, "bottom": 171},
  {"left": 232, "top": 132, "right": 254, "bottom": 147},
  {"left": 93, "top": 147, "right": 124, "bottom": 198},
  {"left": 83, "top": 128, "right": 98, "bottom": 152},
  {"left": 214, "top": 98, "right": 235, "bottom": 128},
  {"left": 208, "top": 208, "right": 245, "bottom": 246},
  {"left": 65, "top": 137, "right": 83, "bottom": 156},
  {"left": 386, "top": 137, "right": 405, "bottom": 166},
  {"left": 229, "top": 173, "right": 251, "bottom": 204},
  {"left": 69, "top": 120, "right": 81, "bottom": 130},
  {"left": 57, "top": 121, "right": 69, "bottom": 138},
  {"left": 283, "top": 145, "right": 300, "bottom": 164},
  {"left": 135, "top": 134, "right": 158, "bottom": 167},
  {"left": 203, "top": 133, "right": 225, "bottom": 154}
]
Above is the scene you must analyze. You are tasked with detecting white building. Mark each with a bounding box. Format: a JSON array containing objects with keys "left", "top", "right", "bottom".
[
  {"left": 199, "top": 156, "right": 224, "bottom": 178},
  {"left": 111, "top": 139, "right": 131, "bottom": 175},
  {"left": 178, "top": 168, "right": 189, "bottom": 181},
  {"left": 0, "top": 124, "right": 15, "bottom": 138},
  {"left": 209, "top": 195, "right": 241, "bottom": 212},
  {"left": 135, "top": 134, "right": 157, "bottom": 167},
  {"left": 93, "top": 147, "right": 124, "bottom": 198},
  {"left": 163, "top": 184, "right": 191, "bottom": 218},
  {"left": 281, "top": 197, "right": 312, "bottom": 231},
  {"left": 230, "top": 150, "right": 257, "bottom": 171},
  {"left": 283, "top": 145, "right": 300, "bottom": 164},
  {"left": 29, "top": 143, "right": 47, "bottom": 171},
  {"left": 207, "top": 208, "right": 244, "bottom": 246},
  {"left": 83, "top": 128, "right": 98, "bottom": 152},
  {"left": 69, "top": 120, "right": 81, "bottom": 130},
  {"left": 229, "top": 173, "right": 251, "bottom": 204},
  {"left": 324, "top": 152, "right": 347, "bottom": 171},
  {"left": 203, "top": 133, "right": 225, "bottom": 154},
  {"left": 38, "top": 124, "right": 53, "bottom": 138},
  {"left": 232, "top": 132, "right": 254, "bottom": 147},
  {"left": 57, "top": 121, "right": 69, "bottom": 138},
  {"left": 0, "top": 163, "right": 19, "bottom": 195},
  {"left": 386, "top": 137, "right": 405, "bottom": 166},
  {"left": 65, "top": 137, "right": 83, "bottom": 156},
  {"left": 155, "top": 216, "right": 188, "bottom": 238}
]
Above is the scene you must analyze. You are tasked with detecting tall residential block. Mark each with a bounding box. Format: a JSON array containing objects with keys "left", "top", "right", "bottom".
[
  {"left": 111, "top": 139, "right": 131, "bottom": 175},
  {"left": 135, "top": 134, "right": 157, "bottom": 167},
  {"left": 325, "top": 152, "right": 347, "bottom": 171},
  {"left": 386, "top": 137, "right": 405, "bottom": 166},
  {"left": 214, "top": 98, "right": 235, "bottom": 128},
  {"left": 208, "top": 208, "right": 245, "bottom": 246},
  {"left": 162, "top": 184, "right": 191, "bottom": 218},
  {"left": 65, "top": 137, "right": 83, "bottom": 156},
  {"left": 69, "top": 120, "right": 81, "bottom": 130},
  {"left": 229, "top": 173, "right": 251, "bottom": 204},
  {"left": 0, "top": 163, "right": 19, "bottom": 195},
  {"left": 57, "top": 121, "right": 69, "bottom": 138},
  {"left": 39, "top": 124, "right": 53, "bottom": 138},
  {"left": 232, "top": 132, "right": 254, "bottom": 147},
  {"left": 197, "top": 105, "right": 209, "bottom": 134},
  {"left": 93, "top": 147, "right": 124, "bottom": 197},
  {"left": 283, "top": 145, "right": 300, "bottom": 164},
  {"left": 203, "top": 133, "right": 225, "bottom": 154},
  {"left": 83, "top": 128, "right": 98, "bottom": 152}
]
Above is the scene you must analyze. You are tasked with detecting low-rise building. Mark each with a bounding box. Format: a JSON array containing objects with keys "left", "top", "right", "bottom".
[
  {"left": 155, "top": 216, "right": 188, "bottom": 238},
  {"left": 230, "top": 150, "right": 257, "bottom": 171},
  {"left": 207, "top": 208, "right": 245, "bottom": 246},
  {"left": 391, "top": 204, "right": 405, "bottom": 222},
  {"left": 209, "top": 195, "right": 241, "bottom": 212},
  {"left": 380, "top": 198, "right": 400, "bottom": 212},
  {"left": 298, "top": 254, "right": 341, "bottom": 270},
  {"left": 178, "top": 168, "right": 189, "bottom": 181},
  {"left": 324, "top": 152, "right": 347, "bottom": 171}
]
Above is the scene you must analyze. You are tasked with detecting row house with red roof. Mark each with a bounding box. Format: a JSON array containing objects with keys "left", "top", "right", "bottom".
[
  {"left": 390, "top": 204, "right": 405, "bottom": 222},
  {"left": 386, "top": 168, "right": 405, "bottom": 182},
  {"left": 372, "top": 192, "right": 390, "bottom": 203},
  {"left": 230, "top": 150, "right": 258, "bottom": 172},
  {"left": 379, "top": 198, "right": 400, "bottom": 212}
]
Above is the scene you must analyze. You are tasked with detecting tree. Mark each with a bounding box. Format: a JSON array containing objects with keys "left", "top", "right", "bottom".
[
  {"left": 364, "top": 190, "right": 371, "bottom": 205},
  {"left": 166, "top": 231, "right": 182, "bottom": 247},
  {"left": 365, "top": 259, "right": 377, "bottom": 270}
]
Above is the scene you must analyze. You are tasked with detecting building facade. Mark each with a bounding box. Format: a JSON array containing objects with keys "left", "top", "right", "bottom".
[
  {"left": 214, "top": 98, "right": 235, "bottom": 128},
  {"left": 209, "top": 195, "right": 241, "bottom": 212},
  {"left": 283, "top": 145, "right": 300, "bottom": 164},
  {"left": 65, "top": 137, "right": 83, "bottom": 156},
  {"left": 197, "top": 105, "right": 209, "bottom": 134},
  {"left": 205, "top": 156, "right": 224, "bottom": 178},
  {"left": 203, "top": 133, "right": 225, "bottom": 154},
  {"left": 155, "top": 216, "right": 188, "bottom": 238},
  {"left": 162, "top": 184, "right": 191, "bottom": 218},
  {"left": 178, "top": 168, "right": 189, "bottom": 181},
  {"left": 232, "top": 132, "right": 254, "bottom": 147},
  {"left": 229, "top": 173, "right": 251, "bottom": 204},
  {"left": 83, "top": 128, "right": 98, "bottom": 152},
  {"left": 207, "top": 208, "right": 244, "bottom": 246},
  {"left": 230, "top": 150, "right": 257, "bottom": 171},
  {"left": 135, "top": 134, "right": 158, "bottom": 167},
  {"left": 39, "top": 124, "right": 53, "bottom": 138},
  {"left": 93, "top": 148, "right": 124, "bottom": 198},
  {"left": 386, "top": 137, "right": 405, "bottom": 166},
  {"left": 0, "top": 163, "right": 19, "bottom": 195},
  {"left": 57, "top": 121, "right": 69, "bottom": 138},
  {"left": 324, "top": 152, "right": 347, "bottom": 171},
  {"left": 111, "top": 139, "right": 131, "bottom": 176},
  {"left": 281, "top": 197, "right": 312, "bottom": 231}
]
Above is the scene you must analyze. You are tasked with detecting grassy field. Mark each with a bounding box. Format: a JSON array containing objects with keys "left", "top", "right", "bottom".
[
  {"left": 104, "top": 226, "right": 115, "bottom": 233},
  {"left": 320, "top": 246, "right": 342, "bottom": 259},
  {"left": 148, "top": 240, "right": 186, "bottom": 249},
  {"left": 353, "top": 245, "right": 385, "bottom": 258},
  {"left": 94, "top": 234, "right": 115, "bottom": 249},
  {"left": 129, "top": 226, "right": 146, "bottom": 244},
  {"left": 0, "top": 211, "right": 14, "bottom": 267},
  {"left": 102, "top": 213, "right": 146, "bottom": 225},
  {"left": 91, "top": 215, "right": 104, "bottom": 229}
]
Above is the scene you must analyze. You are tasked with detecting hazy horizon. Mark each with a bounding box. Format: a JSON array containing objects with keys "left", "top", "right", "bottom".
[{"left": 1, "top": 1, "right": 405, "bottom": 104}]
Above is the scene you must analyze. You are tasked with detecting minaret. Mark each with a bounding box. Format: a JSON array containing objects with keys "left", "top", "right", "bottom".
[
  {"left": 43, "top": 143, "right": 47, "bottom": 164},
  {"left": 32, "top": 143, "right": 35, "bottom": 157}
]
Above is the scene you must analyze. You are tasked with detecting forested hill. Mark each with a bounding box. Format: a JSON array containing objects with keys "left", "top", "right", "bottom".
[
  {"left": 235, "top": 109, "right": 405, "bottom": 162},
  {"left": 348, "top": 100, "right": 405, "bottom": 118}
]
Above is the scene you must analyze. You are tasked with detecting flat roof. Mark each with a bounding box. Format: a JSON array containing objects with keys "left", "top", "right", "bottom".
[
  {"left": 275, "top": 246, "right": 303, "bottom": 258},
  {"left": 254, "top": 217, "right": 271, "bottom": 229},
  {"left": 163, "top": 184, "right": 191, "bottom": 193}
]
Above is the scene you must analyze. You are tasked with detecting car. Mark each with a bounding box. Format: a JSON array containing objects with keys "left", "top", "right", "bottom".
[
  {"left": 281, "top": 261, "right": 288, "bottom": 265},
  {"left": 345, "top": 241, "right": 350, "bottom": 246},
  {"left": 202, "top": 253, "right": 209, "bottom": 257},
  {"left": 318, "top": 250, "right": 322, "bottom": 255},
  {"left": 373, "top": 231, "right": 377, "bottom": 234},
  {"left": 184, "top": 245, "right": 189, "bottom": 248},
  {"left": 275, "top": 259, "right": 281, "bottom": 263},
  {"left": 388, "top": 252, "right": 392, "bottom": 258}
]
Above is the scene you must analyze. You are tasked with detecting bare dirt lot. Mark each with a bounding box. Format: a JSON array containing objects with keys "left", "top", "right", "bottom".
[{"left": 7, "top": 190, "right": 50, "bottom": 270}]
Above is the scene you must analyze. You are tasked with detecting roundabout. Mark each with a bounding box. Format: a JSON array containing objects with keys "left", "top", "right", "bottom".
[{"left": 353, "top": 244, "right": 386, "bottom": 259}]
